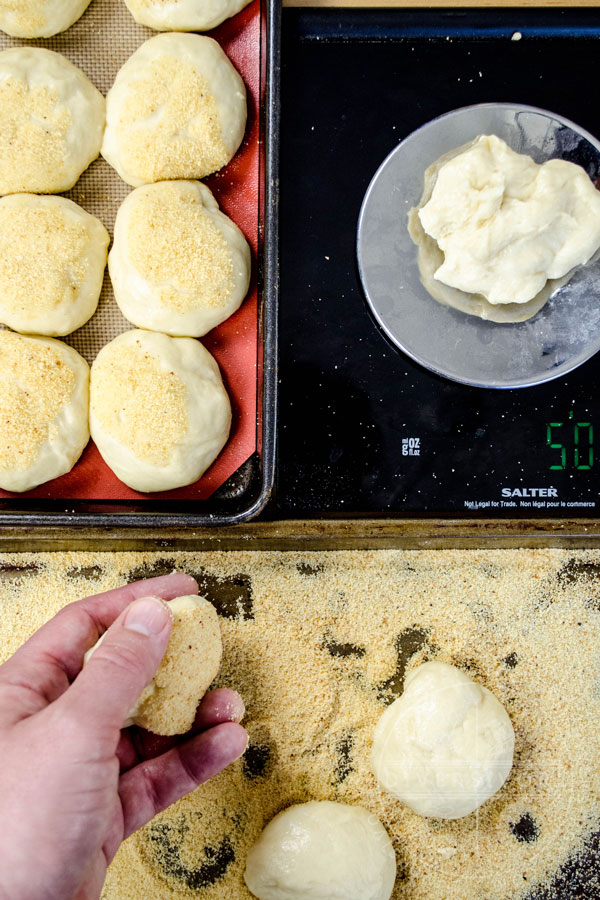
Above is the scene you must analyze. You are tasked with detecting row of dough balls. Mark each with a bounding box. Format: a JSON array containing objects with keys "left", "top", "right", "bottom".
[
  {"left": 0, "top": 183, "right": 250, "bottom": 337},
  {"left": 0, "top": 32, "right": 246, "bottom": 194},
  {"left": 0, "top": 329, "right": 231, "bottom": 493},
  {"left": 244, "top": 661, "right": 516, "bottom": 900},
  {"left": 0, "top": 35, "right": 248, "bottom": 492},
  {"left": 0, "top": 0, "right": 251, "bottom": 38}
]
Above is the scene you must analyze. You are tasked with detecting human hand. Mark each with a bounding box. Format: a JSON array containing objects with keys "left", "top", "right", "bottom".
[{"left": 0, "top": 572, "right": 247, "bottom": 900}]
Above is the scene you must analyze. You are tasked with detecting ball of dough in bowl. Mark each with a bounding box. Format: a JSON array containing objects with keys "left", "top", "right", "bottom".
[
  {"left": 371, "top": 661, "right": 514, "bottom": 819},
  {"left": 101, "top": 33, "right": 246, "bottom": 187},
  {"left": 89, "top": 329, "right": 231, "bottom": 492},
  {"left": 0, "top": 331, "right": 90, "bottom": 492},
  {"left": 85, "top": 594, "right": 222, "bottom": 735},
  {"left": 124, "top": 0, "right": 252, "bottom": 32},
  {"left": 0, "top": 194, "right": 109, "bottom": 336},
  {"left": 244, "top": 801, "right": 396, "bottom": 900},
  {"left": 0, "top": 0, "right": 92, "bottom": 38},
  {"left": 110, "top": 180, "right": 250, "bottom": 337},
  {"left": 0, "top": 47, "right": 105, "bottom": 195}
]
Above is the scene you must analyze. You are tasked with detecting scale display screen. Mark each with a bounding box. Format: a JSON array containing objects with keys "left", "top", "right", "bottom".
[{"left": 276, "top": 8, "right": 600, "bottom": 518}]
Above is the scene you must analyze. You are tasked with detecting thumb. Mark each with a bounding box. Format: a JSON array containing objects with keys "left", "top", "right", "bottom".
[{"left": 59, "top": 595, "right": 172, "bottom": 740}]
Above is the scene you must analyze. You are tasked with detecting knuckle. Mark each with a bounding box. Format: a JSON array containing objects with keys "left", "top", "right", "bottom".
[
  {"left": 91, "top": 638, "right": 147, "bottom": 682},
  {"left": 56, "top": 604, "right": 89, "bottom": 631},
  {"left": 48, "top": 702, "right": 86, "bottom": 745}
]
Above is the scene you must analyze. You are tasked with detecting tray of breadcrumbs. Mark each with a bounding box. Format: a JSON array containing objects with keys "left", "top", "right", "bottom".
[
  {"left": 1, "top": 547, "right": 600, "bottom": 899},
  {"left": 0, "top": 0, "right": 278, "bottom": 527}
]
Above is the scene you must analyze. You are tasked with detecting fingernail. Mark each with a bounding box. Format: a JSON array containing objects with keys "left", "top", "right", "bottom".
[{"left": 124, "top": 596, "right": 171, "bottom": 636}]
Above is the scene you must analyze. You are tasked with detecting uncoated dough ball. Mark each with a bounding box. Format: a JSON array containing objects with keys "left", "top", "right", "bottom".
[
  {"left": 244, "top": 801, "right": 396, "bottom": 900},
  {"left": 0, "top": 47, "right": 105, "bottom": 195},
  {"left": 85, "top": 594, "right": 222, "bottom": 736},
  {"left": 101, "top": 33, "right": 246, "bottom": 187},
  {"left": 371, "top": 661, "right": 514, "bottom": 819},
  {"left": 123, "top": 0, "right": 252, "bottom": 32}
]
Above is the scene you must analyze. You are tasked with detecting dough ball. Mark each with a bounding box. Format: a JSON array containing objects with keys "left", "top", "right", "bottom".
[
  {"left": 85, "top": 594, "right": 222, "bottom": 735},
  {"left": 408, "top": 135, "right": 600, "bottom": 323},
  {"left": 419, "top": 135, "right": 600, "bottom": 305},
  {"left": 371, "top": 661, "right": 514, "bottom": 819},
  {"left": 0, "top": 330, "right": 90, "bottom": 492},
  {"left": 0, "top": 48, "right": 105, "bottom": 196},
  {"left": 0, "top": 194, "right": 109, "bottom": 336},
  {"left": 101, "top": 33, "right": 246, "bottom": 187},
  {"left": 89, "top": 329, "right": 231, "bottom": 492},
  {"left": 110, "top": 181, "right": 250, "bottom": 337},
  {"left": 0, "top": 0, "right": 92, "bottom": 38},
  {"left": 124, "top": 0, "right": 252, "bottom": 32},
  {"left": 244, "top": 801, "right": 396, "bottom": 900}
]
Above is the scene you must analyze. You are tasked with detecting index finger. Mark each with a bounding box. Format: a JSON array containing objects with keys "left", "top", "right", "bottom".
[
  {"left": 117, "top": 689, "right": 246, "bottom": 771},
  {"left": 2, "top": 573, "right": 198, "bottom": 687}
]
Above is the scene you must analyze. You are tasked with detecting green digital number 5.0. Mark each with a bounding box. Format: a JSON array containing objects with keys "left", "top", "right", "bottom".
[{"left": 546, "top": 417, "right": 594, "bottom": 470}]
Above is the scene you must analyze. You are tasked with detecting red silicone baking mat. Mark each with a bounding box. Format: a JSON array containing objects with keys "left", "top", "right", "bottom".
[{"left": 0, "top": 0, "right": 263, "bottom": 501}]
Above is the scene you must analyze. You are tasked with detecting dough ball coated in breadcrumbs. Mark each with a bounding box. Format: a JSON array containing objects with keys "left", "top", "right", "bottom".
[
  {"left": 0, "top": 194, "right": 108, "bottom": 336},
  {"left": 0, "top": 47, "right": 105, "bottom": 195},
  {"left": 0, "top": 331, "right": 89, "bottom": 493},
  {"left": 123, "top": 0, "right": 252, "bottom": 32},
  {"left": 85, "top": 594, "right": 222, "bottom": 736},
  {"left": 89, "top": 329, "right": 231, "bottom": 493},
  {"left": 0, "top": 0, "right": 92, "bottom": 38},
  {"left": 101, "top": 33, "right": 246, "bottom": 187},
  {"left": 109, "top": 180, "right": 250, "bottom": 337}
]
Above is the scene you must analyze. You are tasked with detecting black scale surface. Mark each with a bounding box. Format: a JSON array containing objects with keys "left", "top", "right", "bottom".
[{"left": 274, "top": 8, "right": 600, "bottom": 519}]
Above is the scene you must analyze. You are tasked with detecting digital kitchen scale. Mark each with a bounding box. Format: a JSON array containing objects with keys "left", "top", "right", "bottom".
[{"left": 275, "top": 7, "right": 600, "bottom": 520}]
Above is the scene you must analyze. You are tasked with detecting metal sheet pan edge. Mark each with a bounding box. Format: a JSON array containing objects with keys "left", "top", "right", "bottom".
[{"left": 0, "top": 518, "right": 600, "bottom": 552}]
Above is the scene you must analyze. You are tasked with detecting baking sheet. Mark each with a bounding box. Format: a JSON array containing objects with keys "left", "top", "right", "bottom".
[{"left": 0, "top": 0, "right": 264, "bottom": 502}]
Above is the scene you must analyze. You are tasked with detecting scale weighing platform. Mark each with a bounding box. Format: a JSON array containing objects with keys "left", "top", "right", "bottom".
[{"left": 274, "top": 7, "right": 600, "bottom": 520}]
